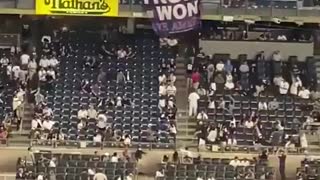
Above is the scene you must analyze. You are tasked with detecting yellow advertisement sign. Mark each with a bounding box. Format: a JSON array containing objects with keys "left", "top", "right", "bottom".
[{"left": 36, "top": 0, "right": 118, "bottom": 16}]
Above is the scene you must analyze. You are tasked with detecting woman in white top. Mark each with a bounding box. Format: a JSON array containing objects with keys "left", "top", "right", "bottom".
[
  {"left": 38, "top": 68, "right": 47, "bottom": 82},
  {"left": 225, "top": 73, "right": 235, "bottom": 90},
  {"left": 290, "top": 76, "right": 302, "bottom": 96}
]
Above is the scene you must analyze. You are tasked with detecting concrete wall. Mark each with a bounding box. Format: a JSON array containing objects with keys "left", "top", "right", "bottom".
[
  {"left": 200, "top": 40, "right": 314, "bottom": 61},
  {"left": 0, "top": 0, "right": 15, "bottom": 8}
]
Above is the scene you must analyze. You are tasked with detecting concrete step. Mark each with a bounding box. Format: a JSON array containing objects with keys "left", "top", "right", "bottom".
[
  {"left": 176, "top": 63, "right": 185, "bottom": 69},
  {"left": 176, "top": 134, "right": 197, "bottom": 140},
  {"left": 175, "top": 69, "right": 186, "bottom": 76}
]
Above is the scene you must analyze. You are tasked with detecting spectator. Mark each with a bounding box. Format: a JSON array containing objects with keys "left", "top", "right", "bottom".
[
  {"left": 277, "top": 35, "right": 287, "bottom": 41},
  {"left": 290, "top": 76, "right": 302, "bottom": 96},
  {"left": 258, "top": 101, "right": 268, "bottom": 111},
  {"left": 0, "top": 54, "right": 9, "bottom": 67},
  {"left": 155, "top": 168, "right": 165, "bottom": 178},
  {"left": 239, "top": 61, "right": 249, "bottom": 73},
  {"left": 197, "top": 110, "right": 208, "bottom": 121},
  {"left": 158, "top": 73, "right": 166, "bottom": 84},
  {"left": 0, "top": 126, "right": 8, "bottom": 139},
  {"left": 208, "top": 81, "right": 216, "bottom": 96},
  {"left": 77, "top": 119, "right": 85, "bottom": 130},
  {"left": 39, "top": 55, "right": 50, "bottom": 68},
  {"left": 134, "top": 148, "right": 146, "bottom": 162},
  {"left": 31, "top": 117, "right": 42, "bottom": 130},
  {"left": 191, "top": 70, "right": 201, "bottom": 89},
  {"left": 49, "top": 55, "right": 59, "bottom": 68},
  {"left": 88, "top": 105, "right": 98, "bottom": 119},
  {"left": 46, "top": 67, "right": 56, "bottom": 80},
  {"left": 159, "top": 83, "right": 167, "bottom": 96},
  {"left": 244, "top": 119, "right": 254, "bottom": 129},
  {"left": 28, "top": 58, "right": 37, "bottom": 80},
  {"left": 279, "top": 79, "right": 289, "bottom": 95},
  {"left": 216, "top": 60, "right": 224, "bottom": 72},
  {"left": 49, "top": 158, "right": 56, "bottom": 167},
  {"left": 229, "top": 156, "right": 240, "bottom": 167},
  {"left": 172, "top": 151, "right": 179, "bottom": 163},
  {"left": 43, "top": 106, "right": 53, "bottom": 118},
  {"left": 268, "top": 98, "right": 279, "bottom": 110},
  {"left": 207, "top": 63, "right": 215, "bottom": 82},
  {"left": 208, "top": 99, "right": 215, "bottom": 109},
  {"left": 224, "top": 59, "right": 233, "bottom": 74},
  {"left": 20, "top": 53, "right": 30, "bottom": 70},
  {"left": 49, "top": 170, "right": 56, "bottom": 180},
  {"left": 169, "top": 123, "right": 177, "bottom": 138},
  {"left": 168, "top": 72, "right": 176, "bottom": 84},
  {"left": 97, "top": 113, "right": 107, "bottom": 131},
  {"left": 245, "top": 168, "right": 255, "bottom": 179},
  {"left": 34, "top": 89, "right": 44, "bottom": 106},
  {"left": 277, "top": 149, "right": 287, "bottom": 180},
  {"left": 272, "top": 50, "right": 282, "bottom": 61},
  {"left": 12, "top": 64, "right": 21, "bottom": 81},
  {"left": 110, "top": 152, "right": 118, "bottom": 163},
  {"left": 116, "top": 70, "right": 126, "bottom": 84},
  {"left": 42, "top": 119, "right": 55, "bottom": 131},
  {"left": 207, "top": 125, "right": 218, "bottom": 143},
  {"left": 123, "top": 134, "right": 132, "bottom": 146},
  {"left": 197, "top": 86, "right": 207, "bottom": 96},
  {"left": 93, "top": 170, "right": 108, "bottom": 180},
  {"left": 224, "top": 73, "right": 234, "bottom": 90},
  {"left": 78, "top": 106, "right": 88, "bottom": 119},
  {"left": 93, "top": 133, "right": 102, "bottom": 143},
  {"left": 298, "top": 87, "right": 310, "bottom": 99},
  {"left": 166, "top": 83, "right": 177, "bottom": 97},
  {"left": 188, "top": 91, "right": 200, "bottom": 117},
  {"left": 161, "top": 155, "right": 169, "bottom": 163}
]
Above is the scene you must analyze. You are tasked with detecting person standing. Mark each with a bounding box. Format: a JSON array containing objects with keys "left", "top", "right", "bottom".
[
  {"left": 188, "top": 91, "right": 200, "bottom": 117},
  {"left": 277, "top": 149, "right": 287, "bottom": 180}
]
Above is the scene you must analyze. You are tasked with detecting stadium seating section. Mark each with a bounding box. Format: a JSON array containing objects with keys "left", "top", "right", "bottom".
[
  {"left": 296, "top": 159, "right": 320, "bottom": 179},
  {"left": 37, "top": 32, "right": 175, "bottom": 148},
  {"left": 159, "top": 158, "right": 274, "bottom": 180},
  {"left": 197, "top": 55, "right": 316, "bottom": 146},
  {"left": 25, "top": 152, "right": 136, "bottom": 180}
]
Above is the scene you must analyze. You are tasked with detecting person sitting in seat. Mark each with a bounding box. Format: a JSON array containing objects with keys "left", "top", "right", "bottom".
[
  {"left": 224, "top": 59, "right": 233, "bottom": 74},
  {"left": 166, "top": 83, "right": 177, "bottom": 97},
  {"left": 290, "top": 76, "right": 302, "bottom": 96},
  {"left": 225, "top": 73, "right": 234, "bottom": 90},
  {"left": 207, "top": 63, "right": 215, "bottom": 83},
  {"left": 239, "top": 61, "right": 249, "bottom": 73},
  {"left": 39, "top": 55, "right": 50, "bottom": 69},
  {"left": 159, "top": 83, "right": 167, "bottom": 96},
  {"left": 197, "top": 86, "right": 207, "bottom": 96},
  {"left": 208, "top": 81, "right": 217, "bottom": 96},
  {"left": 78, "top": 106, "right": 88, "bottom": 119},
  {"left": 158, "top": 73, "right": 166, "bottom": 84},
  {"left": 272, "top": 50, "right": 282, "bottom": 61},
  {"left": 116, "top": 70, "right": 126, "bottom": 84},
  {"left": 268, "top": 98, "right": 279, "bottom": 110},
  {"left": 279, "top": 79, "right": 289, "bottom": 95},
  {"left": 196, "top": 110, "right": 208, "bottom": 121},
  {"left": 258, "top": 101, "right": 268, "bottom": 111},
  {"left": 299, "top": 87, "right": 310, "bottom": 99},
  {"left": 229, "top": 156, "right": 241, "bottom": 167},
  {"left": 168, "top": 72, "right": 176, "bottom": 84},
  {"left": 216, "top": 60, "right": 224, "bottom": 72}
]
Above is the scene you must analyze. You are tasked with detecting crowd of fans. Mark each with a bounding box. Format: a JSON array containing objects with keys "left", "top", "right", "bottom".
[{"left": 187, "top": 48, "right": 315, "bottom": 149}]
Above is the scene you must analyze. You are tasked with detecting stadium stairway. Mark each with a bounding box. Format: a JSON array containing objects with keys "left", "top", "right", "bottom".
[{"left": 175, "top": 57, "right": 197, "bottom": 148}]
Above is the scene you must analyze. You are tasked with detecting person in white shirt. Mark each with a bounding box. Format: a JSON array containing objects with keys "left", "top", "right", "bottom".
[
  {"left": 279, "top": 80, "right": 289, "bottom": 95},
  {"left": 159, "top": 83, "right": 167, "bottom": 96},
  {"left": 88, "top": 105, "right": 98, "bottom": 119},
  {"left": 43, "top": 106, "right": 53, "bottom": 117},
  {"left": 31, "top": 117, "right": 42, "bottom": 130},
  {"left": 117, "top": 48, "right": 127, "bottom": 59},
  {"left": 169, "top": 123, "right": 177, "bottom": 136},
  {"left": 277, "top": 35, "right": 287, "bottom": 41},
  {"left": 244, "top": 120, "right": 254, "bottom": 129},
  {"left": 46, "top": 67, "right": 56, "bottom": 80},
  {"left": 42, "top": 119, "right": 55, "bottom": 130},
  {"left": 88, "top": 168, "right": 95, "bottom": 175},
  {"left": 110, "top": 152, "right": 119, "bottom": 163},
  {"left": 167, "top": 38, "right": 178, "bottom": 47},
  {"left": 39, "top": 55, "right": 50, "bottom": 68},
  {"left": 49, "top": 158, "right": 56, "bottom": 167},
  {"left": 273, "top": 75, "right": 283, "bottom": 86},
  {"left": 93, "top": 133, "right": 102, "bottom": 143},
  {"left": 299, "top": 87, "right": 310, "bottom": 99},
  {"left": 196, "top": 111, "right": 208, "bottom": 120},
  {"left": 188, "top": 91, "right": 200, "bottom": 117},
  {"left": 78, "top": 106, "right": 88, "bottom": 119},
  {"left": 208, "top": 99, "right": 215, "bottom": 109},
  {"left": 258, "top": 101, "right": 268, "bottom": 111},
  {"left": 36, "top": 174, "right": 44, "bottom": 180},
  {"left": 216, "top": 61, "right": 224, "bottom": 72},
  {"left": 207, "top": 127, "right": 218, "bottom": 143},
  {"left": 12, "top": 65, "right": 20, "bottom": 80},
  {"left": 49, "top": 56, "right": 59, "bottom": 68},
  {"left": 272, "top": 50, "right": 282, "bottom": 61},
  {"left": 208, "top": 82, "right": 216, "bottom": 96},
  {"left": 166, "top": 84, "right": 177, "bottom": 96},
  {"left": 123, "top": 134, "right": 131, "bottom": 146},
  {"left": 158, "top": 73, "right": 166, "bottom": 84},
  {"left": 155, "top": 169, "right": 164, "bottom": 178},
  {"left": 93, "top": 172, "right": 108, "bottom": 180},
  {"left": 0, "top": 54, "right": 9, "bottom": 67},
  {"left": 290, "top": 76, "right": 302, "bottom": 96},
  {"left": 20, "top": 53, "right": 30, "bottom": 69},
  {"left": 97, "top": 113, "right": 107, "bottom": 130},
  {"left": 6, "top": 63, "right": 12, "bottom": 80},
  {"left": 168, "top": 73, "right": 176, "bottom": 84},
  {"left": 224, "top": 73, "right": 234, "bottom": 90},
  {"left": 38, "top": 68, "right": 47, "bottom": 82},
  {"left": 229, "top": 156, "right": 241, "bottom": 167},
  {"left": 77, "top": 120, "right": 84, "bottom": 130}
]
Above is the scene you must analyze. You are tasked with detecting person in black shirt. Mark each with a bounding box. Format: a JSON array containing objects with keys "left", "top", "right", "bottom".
[{"left": 277, "top": 149, "right": 287, "bottom": 180}]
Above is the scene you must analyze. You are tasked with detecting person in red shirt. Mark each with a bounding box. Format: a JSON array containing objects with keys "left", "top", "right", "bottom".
[{"left": 191, "top": 70, "right": 200, "bottom": 89}]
